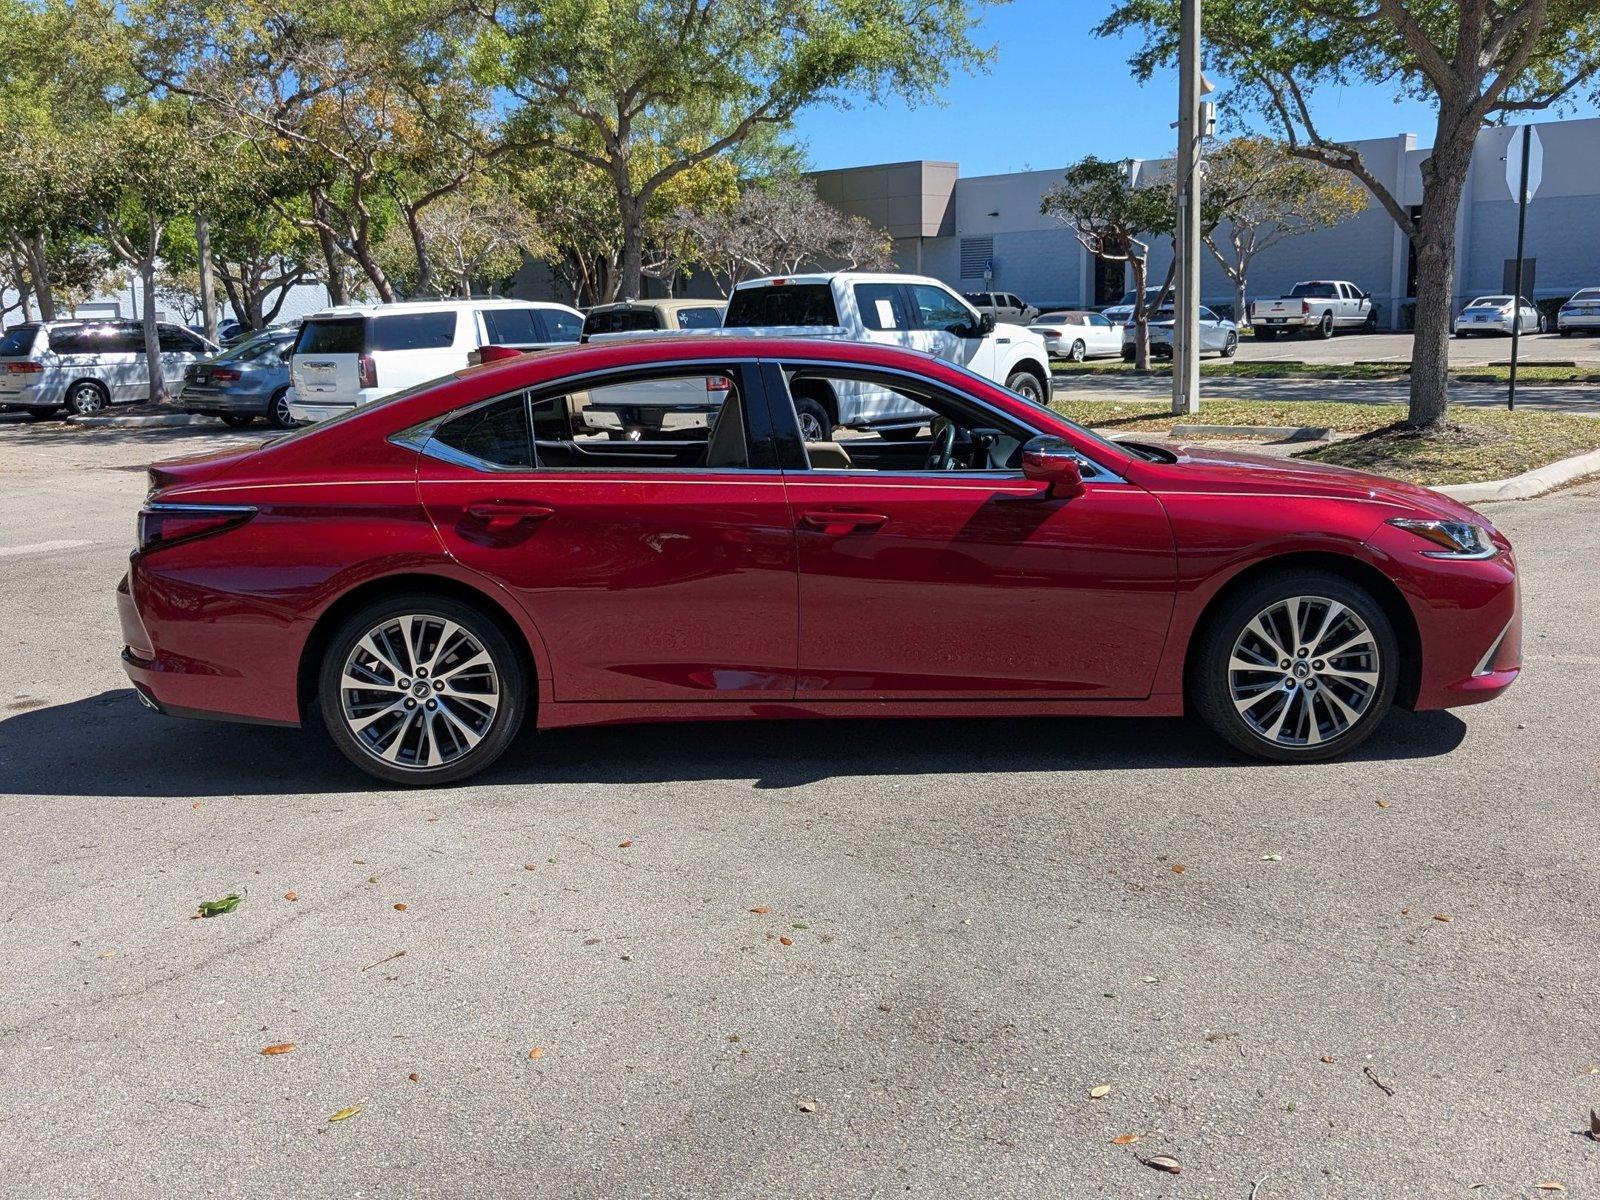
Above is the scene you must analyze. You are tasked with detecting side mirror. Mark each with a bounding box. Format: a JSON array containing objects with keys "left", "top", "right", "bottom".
[
  {"left": 1021, "top": 436, "right": 1086, "bottom": 498},
  {"left": 970, "top": 311, "right": 996, "bottom": 337}
]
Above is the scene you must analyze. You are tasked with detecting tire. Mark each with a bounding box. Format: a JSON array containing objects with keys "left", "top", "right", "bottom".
[
  {"left": 219, "top": 414, "right": 256, "bottom": 428},
  {"left": 1220, "top": 332, "right": 1238, "bottom": 358},
  {"left": 1005, "top": 368, "right": 1045, "bottom": 405},
  {"left": 793, "top": 394, "right": 833, "bottom": 442},
  {"left": 1067, "top": 339, "right": 1086, "bottom": 363},
  {"left": 1121, "top": 345, "right": 1136, "bottom": 362},
  {"left": 1316, "top": 311, "right": 1335, "bottom": 339},
  {"left": 319, "top": 593, "right": 528, "bottom": 786},
  {"left": 1190, "top": 570, "right": 1398, "bottom": 763},
  {"left": 21, "top": 408, "right": 61, "bottom": 422},
  {"left": 1537, "top": 315, "right": 1547, "bottom": 334},
  {"left": 1255, "top": 327, "right": 1277, "bottom": 342},
  {"left": 65, "top": 380, "right": 109, "bottom": 417},
  {"left": 266, "top": 387, "right": 296, "bottom": 430}
]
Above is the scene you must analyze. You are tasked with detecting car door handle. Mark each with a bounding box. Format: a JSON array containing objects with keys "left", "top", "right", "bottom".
[
  {"left": 462, "top": 501, "right": 554, "bottom": 533},
  {"left": 800, "top": 510, "right": 890, "bottom": 535}
]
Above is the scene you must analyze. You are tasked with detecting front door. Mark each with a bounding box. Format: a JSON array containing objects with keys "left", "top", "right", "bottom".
[
  {"left": 767, "top": 363, "right": 1177, "bottom": 700},
  {"left": 416, "top": 362, "right": 799, "bottom": 703}
]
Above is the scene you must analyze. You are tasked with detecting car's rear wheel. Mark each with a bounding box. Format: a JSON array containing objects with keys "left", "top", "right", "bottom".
[
  {"left": 1067, "top": 339, "right": 1086, "bottom": 362},
  {"left": 1005, "top": 368, "right": 1045, "bottom": 405},
  {"left": 65, "top": 380, "right": 109, "bottom": 417},
  {"left": 1317, "top": 312, "right": 1335, "bottom": 339},
  {"left": 319, "top": 595, "right": 527, "bottom": 786},
  {"left": 1191, "top": 571, "right": 1397, "bottom": 763},
  {"left": 219, "top": 413, "right": 256, "bottom": 428},
  {"left": 267, "top": 387, "right": 296, "bottom": 429}
]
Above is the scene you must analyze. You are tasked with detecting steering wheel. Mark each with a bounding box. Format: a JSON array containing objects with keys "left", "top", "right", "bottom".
[{"left": 923, "top": 416, "right": 957, "bottom": 471}]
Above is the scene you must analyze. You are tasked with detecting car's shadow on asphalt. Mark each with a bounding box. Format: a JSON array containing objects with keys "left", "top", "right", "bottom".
[{"left": 0, "top": 688, "right": 1470, "bottom": 798}]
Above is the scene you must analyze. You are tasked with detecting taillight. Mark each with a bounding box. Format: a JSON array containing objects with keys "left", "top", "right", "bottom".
[
  {"left": 212, "top": 367, "right": 242, "bottom": 383},
  {"left": 1301, "top": 300, "right": 1310, "bottom": 314},
  {"left": 6, "top": 361, "right": 43, "bottom": 374},
  {"left": 1039, "top": 328, "right": 1063, "bottom": 338},
  {"left": 137, "top": 504, "right": 256, "bottom": 555},
  {"left": 705, "top": 375, "right": 731, "bottom": 393},
  {"left": 359, "top": 354, "right": 377, "bottom": 388}
]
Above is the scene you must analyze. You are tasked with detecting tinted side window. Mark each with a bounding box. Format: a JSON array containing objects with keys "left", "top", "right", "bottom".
[
  {"left": 0, "top": 325, "right": 40, "bottom": 355},
  {"left": 907, "top": 285, "right": 973, "bottom": 334},
  {"left": 723, "top": 285, "right": 838, "bottom": 327},
  {"left": 370, "top": 312, "right": 458, "bottom": 351},
  {"left": 854, "top": 283, "right": 909, "bottom": 331},
  {"left": 481, "top": 308, "right": 541, "bottom": 345},
  {"left": 676, "top": 306, "right": 722, "bottom": 329},
  {"left": 431, "top": 395, "right": 532, "bottom": 469},
  {"left": 296, "top": 319, "right": 365, "bottom": 355},
  {"left": 52, "top": 326, "right": 140, "bottom": 355},
  {"left": 542, "top": 309, "right": 583, "bottom": 342},
  {"left": 159, "top": 326, "right": 204, "bottom": 353}
]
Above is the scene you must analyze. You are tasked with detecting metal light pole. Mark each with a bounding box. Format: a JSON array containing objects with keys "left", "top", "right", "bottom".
[
  {"left": 1172, "top": 0, "right": 1203, "bottom": 415},
  {"left": 1507, "top": 126, "right": 1531, "bottom": 412}
]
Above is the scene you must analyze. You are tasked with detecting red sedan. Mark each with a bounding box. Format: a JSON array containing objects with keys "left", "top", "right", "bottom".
[{"left": 119, "top": 337, "right": 1520, "bottom": 785}]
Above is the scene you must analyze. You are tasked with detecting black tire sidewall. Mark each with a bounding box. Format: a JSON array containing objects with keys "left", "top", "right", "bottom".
[
  {"left": 267, "top": 387, "right": 295, "bottom": 429},
  {"left": 1005, "top": 370, "right": 1043, "bottom": 404},
  {"left": 1319, "top": 313, "right": 1335, "bottom": 338},
  {"left": 794, "top": 395, "right": 833, "bottom": 441},
  {"left": 318, "top": 593, "right": 528, "bottom": 786},
  {"left": 1191, "top": 570, "right": 1399, "bottom": 763}
]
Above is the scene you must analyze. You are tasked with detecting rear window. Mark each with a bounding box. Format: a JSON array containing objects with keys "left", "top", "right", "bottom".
[
  {"left": 481, "top": 307, "right": 543, "bottom": 346},
  {"left": 1289, "top": 283, "right": 1338, "bottom": 298},
  {"left": 584, "top": 307, "right": 661, "bottom": 337},
  {"left": 0, "top": 325, "right": 40, "bottom": 356},
  {"left": 676, "top": 306, "right": 722, "bottom": 329},
  {"left": 542, "top": 308, "right": 583, "bottom": 342},
  {"left": 295, "top": 319, "right": 365, "bottom": 355},
  {"left": 724, "top": 284, "right": 838, "bottom": 328},
  {"left": 370, "top": 312, "right": 458, "bottom": 351},
  {"left": 1469, "top": 296, "right": 1511, "bottom": 307},
  {"left": 1570, "top": 290, "right": 1600, "bottom": 303}
]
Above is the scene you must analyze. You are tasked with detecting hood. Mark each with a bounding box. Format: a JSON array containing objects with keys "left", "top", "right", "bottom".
[{"left": 1132, "top": 442, "right": 1487, "bottom": 524}]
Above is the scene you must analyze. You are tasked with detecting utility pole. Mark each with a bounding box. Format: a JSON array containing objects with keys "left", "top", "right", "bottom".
[
  {"left": 1172, "top": 0, "right": 1202, "bottom": 415},
  {"left": 1507, "top": 125, "right": 1531, "bottom": 412}
]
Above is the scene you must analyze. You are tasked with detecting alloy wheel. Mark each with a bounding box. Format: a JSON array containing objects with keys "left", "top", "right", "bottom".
[
  {"left": 1227, "top": 595, "right": 1380, "bottom": 748},
  {"left": 339, "top": 614, "right": 501, "bottom": 771},
  {"left": 1069, "top": 340, "right": 1086, "bottom": 362},
  {"left": 69, "top": 383, "right": 107, "bottom": 416},
  {"left": 798, "top": 411, "right": 826, "bottom": 440}
]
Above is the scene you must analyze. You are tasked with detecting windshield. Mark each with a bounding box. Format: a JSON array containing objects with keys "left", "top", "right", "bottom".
[{"left": 1289, "top": 283, "right": 1338, "bottom": 298}]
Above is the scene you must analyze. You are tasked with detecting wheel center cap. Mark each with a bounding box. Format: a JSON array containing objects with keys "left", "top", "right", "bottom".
[
  {"left": 1293, "top": 661, "right": 1311, "bottom": 679},
  {"left": 412, "top": 681, "right": 432, "bottom": 698}
]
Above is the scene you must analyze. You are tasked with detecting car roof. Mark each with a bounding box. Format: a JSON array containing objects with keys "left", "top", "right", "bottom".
[
  {"left": 302, "top": 298, "right": 581, "bottom": 320},
  {"left": 587, "top": 298, "right": 725, "bottom": 314},
  {"left": 734, "top": 271, "right": 951, "bottom": 291}
]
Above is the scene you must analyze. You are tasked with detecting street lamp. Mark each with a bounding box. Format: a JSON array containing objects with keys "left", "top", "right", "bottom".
[{"left": 1172, "top": 0, "right": 1212, "bottom": 416}]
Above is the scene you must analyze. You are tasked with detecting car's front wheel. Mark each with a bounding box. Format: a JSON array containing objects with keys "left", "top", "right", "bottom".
[
  {"left": 1005, "top": 368, "right": 1045, "bottom": 405},
  {"left": 319, "top": 594, "right": 528, "bottom": 786},
  {"left": 1220, "top": 332, "right": 1238, "bottom": 358},
  {"left": 1191, "top": 571, "right": 1398, "bottom": 763}
]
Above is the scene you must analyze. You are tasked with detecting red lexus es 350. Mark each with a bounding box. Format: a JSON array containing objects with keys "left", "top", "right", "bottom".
[{"left": 119, "top": 336, "right": 1520, "bottom": 785}]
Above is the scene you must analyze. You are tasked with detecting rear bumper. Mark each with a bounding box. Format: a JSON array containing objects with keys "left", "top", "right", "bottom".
[
  {"left": 1557, "top": 313, "right": 1600, "bottom": 331},
  {"left": 177, "top": 386, "right": 275, "bottom": 414},
  {"left": 286, "top": 399, "right": 355, "bottom": 424}
]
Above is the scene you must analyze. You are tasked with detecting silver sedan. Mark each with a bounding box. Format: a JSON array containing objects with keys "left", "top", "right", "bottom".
[
  {"left": 1454, "top": 295, "right": 1543, "bottom": 336},
  {"left": 1121, "top": 307, "right": 1239, "bottom": 360}
]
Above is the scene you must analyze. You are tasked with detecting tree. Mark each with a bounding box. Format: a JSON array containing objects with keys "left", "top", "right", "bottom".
[
  {"left": 1041, "top": 157, "right": 1175, "bottom": 370},
  {"left": 482, "top": 0, "right": 996, "bottom": 299},
  {"left": 377, "top": 173, "right": 548, "bottom": 297},
  {"left": 670, "top": 174, "right": 893, "bottom": 295},
  {"left": 1202, "top": 136, "right": 1368, "bottom": 325},
  {"left": 1101, "top": 0, "right": 1600, "bottom": 427}
]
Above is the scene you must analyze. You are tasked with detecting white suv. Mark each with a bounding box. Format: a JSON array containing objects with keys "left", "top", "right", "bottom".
[
  {"left": 721, "top": 272, "right": 1051, "bottom": 438},
  {"left": 287, "top": 298, "right": 584, "bottom": 423}
]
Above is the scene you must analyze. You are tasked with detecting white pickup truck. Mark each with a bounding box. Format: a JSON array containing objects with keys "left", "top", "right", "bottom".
[
  {"left": 1249, "top": 280, "right": 1378, "bottom": 340},
  {"left": 720, "top": 272, "right": 1052, "bottom": 439}
]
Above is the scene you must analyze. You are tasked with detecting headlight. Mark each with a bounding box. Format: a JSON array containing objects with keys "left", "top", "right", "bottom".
[{"left": 1387, "top": 517, "right": 1496, "bottom": 559}]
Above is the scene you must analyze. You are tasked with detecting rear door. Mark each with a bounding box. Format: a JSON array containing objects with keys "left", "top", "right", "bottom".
[
  {"left": 369, "top": 310, "right": 461, "bottom": 392},
  {"left": 292, "top": 317, "right": 366, "bottom": 406},
  {"left": 414, "top": 360, "right": 799, "bottom": 703}
]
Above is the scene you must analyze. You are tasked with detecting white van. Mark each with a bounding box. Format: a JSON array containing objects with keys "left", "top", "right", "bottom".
[{"left": 287, "top": 298, "right": 584, "bottom": 423}]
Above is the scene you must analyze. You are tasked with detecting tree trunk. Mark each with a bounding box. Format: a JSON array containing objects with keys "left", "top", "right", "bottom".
[
  {"left": 1234, "top": 275, "right": 1247, "bottom": 329},
  {"left": 195, "top": 211, "right": 219, "bottom": 343},
  {"left": 1407, "top": 122, "right": 1475, "bottom": 428},
  {"left": 310, "top": 190, "right": 349, "bottom": 306},
  {"left": 139, "top": 243, "right": 168, "bottom": 404},
  {"left": 27, "top": 232, "right": 55, "bottom": 321},
  {"left": 615, "top": 191, "right": 646, "bottom": 302},
  {"left": 405, "top": 208, "right": 436, "bottom": 297},
  {"left": 1130, "top": 254, "right": 1150, "bottom": 371}
]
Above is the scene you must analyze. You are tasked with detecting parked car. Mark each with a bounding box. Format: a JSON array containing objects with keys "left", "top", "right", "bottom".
[
  {"left": 1122, "top": 307, "right": 1239, "bottom": 360},
  {"left": 174, "top": 328, "right": 299, "bottom": 428},
  {"left": 190, "top": 320, "right": 245, "bottom": 344},
  {"left": 287, "top": 298, "right": 584, "bottom": 424},
  {"left": 721, "top": 272, "right": 1051, "bottom": 438},
  {"left": 1029, "top": 310, "right": 1123, "bottom": 361},
  {"left": 121, "top": 335, "right": 1522, "bottom": 786},
  {"left": 1556, "top": 287, "right": 1600, "bottom": 336},
  {"left": 580, "top": 298, "right": 726, "bottom": 340},
  {"left": 1250, "top": 281, "right": 1377, "bottom": 339},
  {"left": 962, "top": 291, "right": 1039, "bottom": 322},
  {"left": 0, "top": 320, "right": 217, "bottom": 418},
  {"left": 568, "top": 300, "right": 732, "bottom": 438},
  {"left": 1453, "top": 295, "right": 1543, "bottom": 336},
  {"left": 1099, "top": 287, "right": 1169, "bottom": 327}
]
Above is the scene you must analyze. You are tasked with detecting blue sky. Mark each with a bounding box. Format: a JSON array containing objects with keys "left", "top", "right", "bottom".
[{"left": 790, "top": 0, "right": 1600, "bottom": 176}]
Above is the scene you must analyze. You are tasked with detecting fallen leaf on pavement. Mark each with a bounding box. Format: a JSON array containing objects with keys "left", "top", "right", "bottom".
[
  {"left": 1112, "top": 1133, "right": 1139, "bottom": 1145},
  {"left": 191, "top": 801, "right": 203, "bottom": 810},
  {"left": 1261, "top": 854, "right": 1282, "bottom": 861},
  {"left": 749, "top": 906, "right": 771, "bottom": 914},
  {"left": 523, "top": 863, "right": 536, "bottom": 871},
  {"left": 1090, "top": 1085, "right": 1112, "bottom": 1099},
  {"left": 1321, "top": 1055, "right": 1335, "bottom": 1064},
  {"left": 778, "top": 936, "right": 793, "bottom": 946},
  {"left": 327, "top": 1105, "right": 361, "bottom": 1123},
  {"left": 1589, "top": 1108, "right": 1600, "bottom": 1140},
  {"left": 1401, "top": 907, "right": 1411, "bottom": 915},
  {"left": 393, "top": 903, "right": 407, "bottom": 912},
  {"left": 1433, "top": 913, "right": 1453, "bottom": 923},
  {"left": 1142, "top": 1155, "right": 1181, "bottom": 1175},
  {"left": 1376, "top": 800, "right": 1391, "bottom": 809},
  {"left": 283, "top": 891, "right": 298, "bottom": 902},
  {"left": 618, "top": 840, "right": 633, "bottom": 849},
  {"left": 1536, "top": 1184, "right": 1565, "bottom": 1193},
  {"left": 194, "top": 893, "right": 242, "bottom": 919},
  {"left": 353, "top": 859, "right": 365, "bottom": 865},
  {"left": 797, "top": 1099, "right": 817, "bottom": 1113},
  {"left": 527, "top": 1046, "right": 544, "bottom": 1060},
  {"left": 1170, "top": 864, "right": 1186, "bottom": 875},
  {"left": 259, "top": 1043, "right": 296, "bottom": 1056},
  {"left": 408, "top": 1073, "right": 419, "bottom": 1083}
]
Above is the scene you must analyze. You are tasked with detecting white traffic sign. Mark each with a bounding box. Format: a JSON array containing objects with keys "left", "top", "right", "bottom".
[{"left": 1507, "top": 126, "right": 1544, "bottom": 204}]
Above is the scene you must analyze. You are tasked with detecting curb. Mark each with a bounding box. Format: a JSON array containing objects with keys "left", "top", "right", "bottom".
[
  {"left": 65, "top": 412, "right": 208, "bottom": 429},
  {"left": 1170, "top": 423, "right": 1330, "bottom": 443},
  {"left": 1437, "top": 446, "right": 1600, "bottom": 502}
]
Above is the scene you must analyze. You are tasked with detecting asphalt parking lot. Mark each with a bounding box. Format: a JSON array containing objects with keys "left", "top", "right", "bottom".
[
  {"left": 1234, "top": 327, "right": 1600, "bottom": 366},
  {"left": 2, "top": 416, "right": 1598, "bottom": 1199}
]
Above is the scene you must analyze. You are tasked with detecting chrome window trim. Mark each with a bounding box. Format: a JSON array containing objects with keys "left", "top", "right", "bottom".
[{"left": 142, "top": 502, "right": 260, "bottom": 515}]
